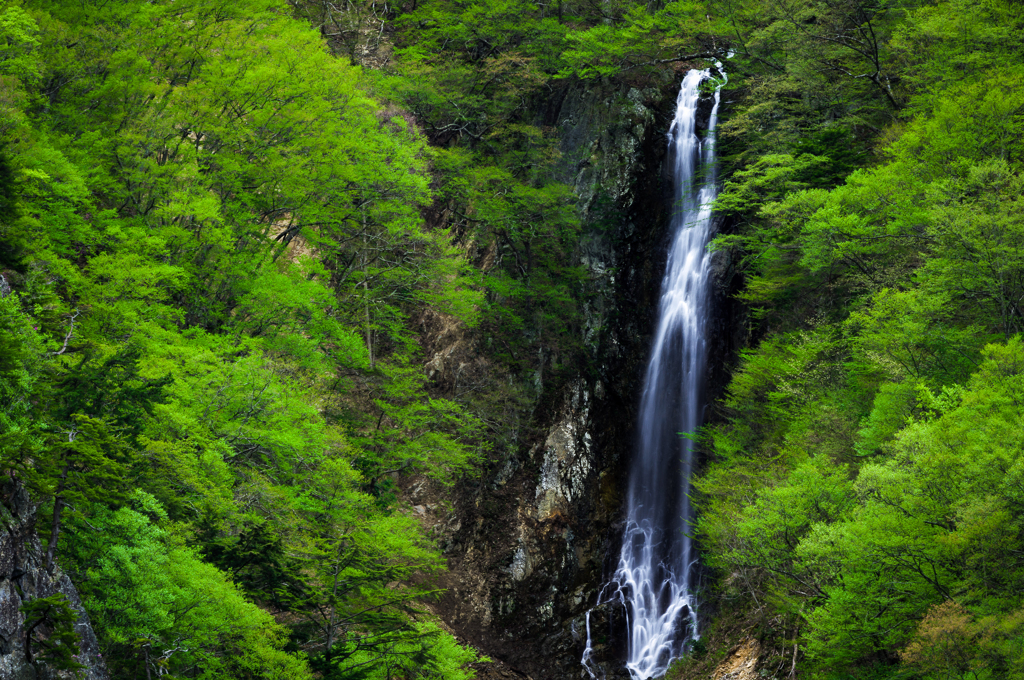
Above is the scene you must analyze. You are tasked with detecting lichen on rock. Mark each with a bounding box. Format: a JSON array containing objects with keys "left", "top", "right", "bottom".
[{"left": 534, "top": 381, "right": 592, "bottom": 522}]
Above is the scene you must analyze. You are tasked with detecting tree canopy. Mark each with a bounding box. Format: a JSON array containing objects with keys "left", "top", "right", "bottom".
[{"left": 4, "top": 0, "right": 1023, "bottom": 676}]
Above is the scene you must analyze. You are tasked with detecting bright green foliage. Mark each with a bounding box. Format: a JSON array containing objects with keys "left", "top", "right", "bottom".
[
  {"left": 340, "top": 621, "right": 485, "bottom": 680},
  {"left": 1, "top": 0, "right": 490, "bottom": 676},
  {"left": 354, "top": 359, "right": 484, "bottom": 489},
  {"left": 707, "top": 0, "right": 905, "bottom": 166},
  {"left": 803, "top": 341, "right": 1024, "bottom": 669},
  {"left": 558, "top": 1, "right": 723, "bottom": 78},
  {"left": 697, "top": 0, "right": 1024, "bottom": 676},
  {"left": 0, "top": 292, "right": 41, "bottom": 442},
  {"left": 62, "top": 492, "right": 312, "bottom": 679},
  {"left": 891, "top": 0, "right": 1024, "bottom": 110},
  {"left": 702, "top": 336, "right": 1024, "bottom": 675},
  {"left": 21, "top": 593, "right": 86, "bottom": 675},
  {"left": 285, "top": 456, "right": 462, "bottom": 677}
]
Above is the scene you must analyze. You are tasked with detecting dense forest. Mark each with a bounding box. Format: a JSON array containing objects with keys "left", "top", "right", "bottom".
[
  {"left": 688, "top": 0, "right": 1024, "bottom": 677},
  {"left": 0, "top": 0, "right": 1022, "bottom": 677}
]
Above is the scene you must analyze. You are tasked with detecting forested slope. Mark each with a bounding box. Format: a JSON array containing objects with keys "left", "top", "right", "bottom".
[
  {"left": 0, "top": 1, "right": 506, "bottom": 677},
  {"left": 1, "top": 0, "right": 1022, "bottom": 677},
  {"left": 686, "top": 0, "right": 1024, "bottom": 678}
]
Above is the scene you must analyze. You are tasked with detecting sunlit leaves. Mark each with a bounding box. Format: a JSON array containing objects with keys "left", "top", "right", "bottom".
[{"left": 3, "top": 0, "right": 488, "bottom": 677}]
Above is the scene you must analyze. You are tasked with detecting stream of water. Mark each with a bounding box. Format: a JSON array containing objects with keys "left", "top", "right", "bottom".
[{"left": 583, "top": 67, "right": 723, "bottom": 680}]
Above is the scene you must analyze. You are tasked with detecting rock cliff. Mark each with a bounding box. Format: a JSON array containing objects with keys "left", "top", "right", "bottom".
[
  {"left": 418, "top": 70, "right": 743, "bottom": 679},
  {"left": 0, "top": 481, "right": 108, "bottom": 680}
]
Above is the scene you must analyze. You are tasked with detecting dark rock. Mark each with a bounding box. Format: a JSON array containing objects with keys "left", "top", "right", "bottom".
[
  {"left": 429, "top": 71, "right": 744, "bottom": 680},
  {"left": 0, "top": 481, "right": 108, "bottom": 680}
]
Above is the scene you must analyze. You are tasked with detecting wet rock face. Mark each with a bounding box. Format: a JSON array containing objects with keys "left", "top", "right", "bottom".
[
  {"left": 577, "top": 599, "right": 632, "bottom": 680},
  {"left": 0, "top": 482, "right": 108, "bottom": 680},
  {"left": 430, "top": 73, "right": 743, "bottom": 680},
  {"left": 705, "top": 212, "right": 746, "bottom": 405}
]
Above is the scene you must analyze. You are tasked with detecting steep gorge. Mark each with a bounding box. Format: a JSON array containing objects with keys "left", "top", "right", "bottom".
[{"left": 415, "top": 69, "right": 743, "bottom": 680}]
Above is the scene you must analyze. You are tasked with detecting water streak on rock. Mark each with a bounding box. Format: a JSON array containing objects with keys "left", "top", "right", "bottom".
[{"left": 584, "top": 67, "right": 723, "bottom": 680}]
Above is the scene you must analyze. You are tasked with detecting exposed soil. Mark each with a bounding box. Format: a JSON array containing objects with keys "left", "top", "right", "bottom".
[{"left": 712, "top": 637, "right": 762, "bottom": 680}]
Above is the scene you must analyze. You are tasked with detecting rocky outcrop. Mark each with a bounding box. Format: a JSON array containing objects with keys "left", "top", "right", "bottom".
[
  {"left": 712, "top": 638, "right": 762, "bottom": 680},
  {"left": 418, "top": 69, "right": 744, "bottom": 680},
  {"left": 0, "top": 481, "right": 108, "bottom": 680}
]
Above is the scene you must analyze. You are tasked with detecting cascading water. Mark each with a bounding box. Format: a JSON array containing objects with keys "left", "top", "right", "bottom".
[{"left": 583, "top": 67, "right": 723, "bottom": 680}]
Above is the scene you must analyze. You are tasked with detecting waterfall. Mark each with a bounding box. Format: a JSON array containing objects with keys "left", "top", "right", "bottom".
[{"left": 584, "top": 67, "right": 723, "bottom": 680}]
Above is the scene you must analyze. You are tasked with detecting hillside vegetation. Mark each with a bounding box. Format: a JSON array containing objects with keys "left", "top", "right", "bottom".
[
  {"left": 691, "top": 0, "right": 1024, "bottom": 678},
  {"left": 1, "top": 0, "right": 1022, "bottom": 678}
]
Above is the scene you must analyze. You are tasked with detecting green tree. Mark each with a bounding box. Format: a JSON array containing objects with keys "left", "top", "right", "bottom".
[{"left": 21, "top": 593, "right": 86, "bottom": 676}]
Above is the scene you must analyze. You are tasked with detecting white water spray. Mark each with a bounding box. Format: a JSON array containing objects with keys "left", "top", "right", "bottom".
[{"left": 583, "top": 67, "right": 723, "bottom": 680}]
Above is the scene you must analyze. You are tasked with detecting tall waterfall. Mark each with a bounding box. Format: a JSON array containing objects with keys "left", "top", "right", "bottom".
[{"left": 584, "top": 68, "right": 723, "bottom": 680}]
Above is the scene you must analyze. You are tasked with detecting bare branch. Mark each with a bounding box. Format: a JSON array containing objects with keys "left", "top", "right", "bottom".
[{"left": 49, "top": 310, "right": 80, "bottom": 356}]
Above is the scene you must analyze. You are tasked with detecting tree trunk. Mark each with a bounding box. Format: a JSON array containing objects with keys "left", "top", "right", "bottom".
[
  {"left": 362, "top": 215, "right": 374, "bottom": 370},
  {"left": 44, "top": 461, "right": 70, "bottom": 573},
  {"left": 325, "top": 563, "right": 341, "bottom": 661}
]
